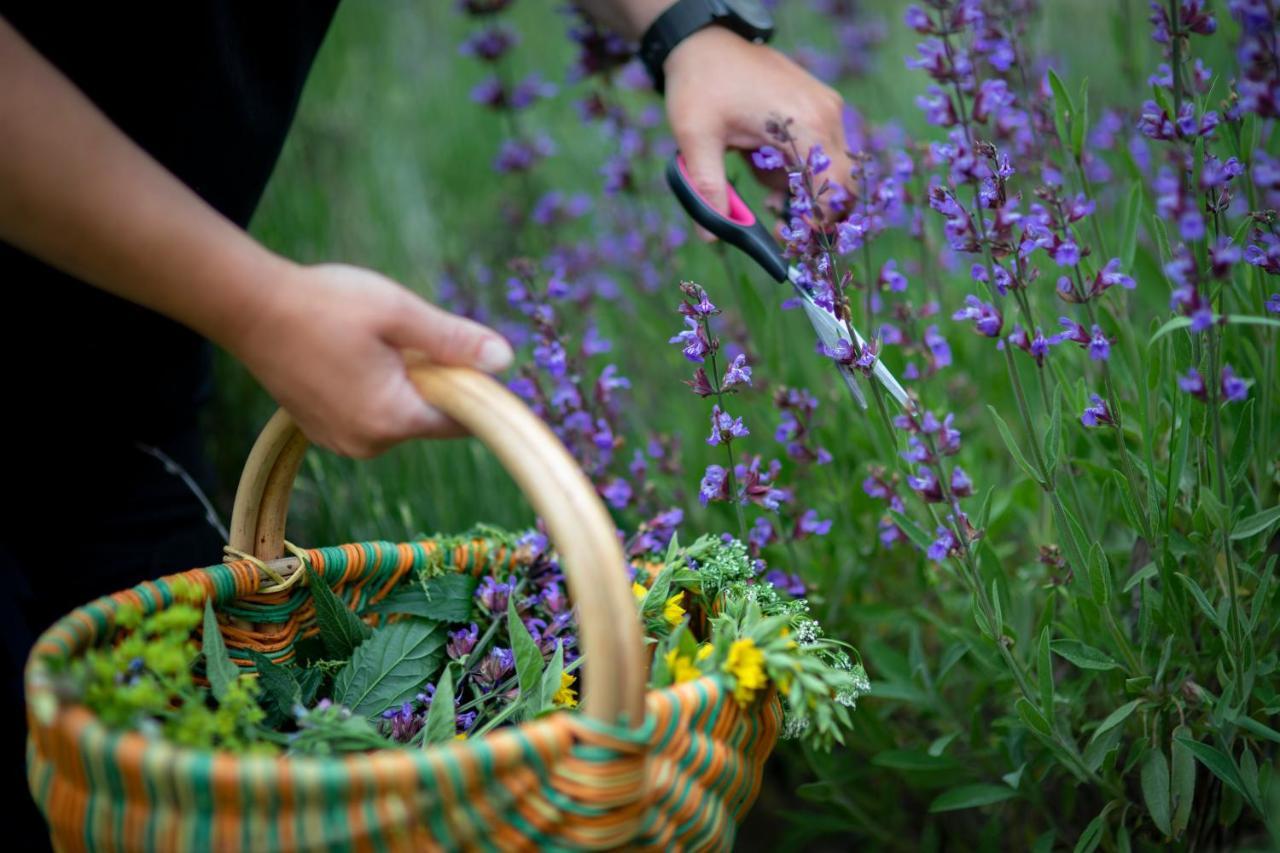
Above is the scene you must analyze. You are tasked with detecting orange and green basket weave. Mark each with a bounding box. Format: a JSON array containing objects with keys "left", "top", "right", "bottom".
[{"left": 25, "top": 366, "right": 783, "bottom": 851}]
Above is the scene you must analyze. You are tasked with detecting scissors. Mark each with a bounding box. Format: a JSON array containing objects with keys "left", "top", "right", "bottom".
[{"left": 666, "top": 153, "right": 912, "bottom": 413}]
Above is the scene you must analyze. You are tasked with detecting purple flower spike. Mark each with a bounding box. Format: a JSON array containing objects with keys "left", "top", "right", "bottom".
[
  {"left": 927, "top": 526, "right": 957, "bottom": 561},
  {"left": 1081, "top": 394, "right": 1115, "bottom": 428},
  {"left": 953, "top": 295, "right": 1003, "bottom": 337},
  {"left": 446, "top": 623, "right": 479, "bottom": 660},
  {"left": 748, "top": 516, "right": 776, "bottom": 552},
  {"left": 476, "top": 576, "right": 513, "bottom": 613},
  {"left": 602, "top": 477, "right": 632, "bottom": 509},
  {"left": 880, "top": 260, "right": 908, "bottom": 293},
  {"left": 1267, "top": 294, "right": 1280, "bottom": 315},
  {"left": 707, "top": 405, "right": 749, "bottom": 446},
  {"left": 807, "top": 144, "right": 831, "bottom": 175},
  {"left": 950, "top": 466, "right": 973, "bottom": 497},
  {"left": 1221, "top": 366, "right": 1248, "bottom": 403},
  {"left": 699, "top": 465, "right": 730, "bottom": 506},
  {"left": 1178, "top": 367, "right": 1207, "bottom": 400},
  {"left": 907, "top": 466, "right": 944, "bottom": 503},
  {"left": 751, "top": 146, "right": 786, "bottom": 171},
  {"left": 764, "top": 569, "right": 806, "bottom": 598},
  {"left": 722, "top": 353, "right": 753, "bottom": 389},
  {"left": 1088, "top": 325, "right": 1111, "bottom": 361},
  {"left": 669, "top": 316, "right": 712, "bottom": 363},
  {"left": 795, "top": 509, "right": 833, "bottom": 539}
]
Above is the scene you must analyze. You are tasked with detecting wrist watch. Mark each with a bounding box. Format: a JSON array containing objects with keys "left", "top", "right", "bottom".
[{"left": 638, "top": 0, "right": 775, "bottom": 93}]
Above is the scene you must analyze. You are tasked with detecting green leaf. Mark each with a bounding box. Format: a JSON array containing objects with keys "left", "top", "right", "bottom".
[
  {"left": 539, "top": 641, "right": 566, "bottom": 713},
  {"left": 987, "top": 405, "right": 1044, "bottom": 487},
  {"left": 871, "top": 750, "right": 961, "bottom": 771},
  {"left": 1073, "top": 809, "right": 1108, "bottom": 853},
  {"left": 307, "top": 565, "right": 373, "bottom": 660},
  {"left": 1175, "top": 573, "right": 1225, "bottom": 630},
  {"left": 1149, "top": 316, "right": 1192, "bottom": 345},
  {"left": 1087, "top": 543, "right": 1111, "bottom": 606},
  {"left": 1089, "top": 699, "right": 1144, "bottom": 746},
  {"left": 1173, "top": 735, "right": 1253, "bottom": 807},
  {"left": 1047, "top": 67, "right": 1074, "bottom": 153},
  {"left": 1016, "top": 698, "right": 1052, "bottom": 736},
  {"left": 1072, "top": 77, "right": 1089, "bottom": 159},
  {"left": 1122, "top": 562, "right": 1158, "bottom": 594},
  {"left": 333, "top": 619, "right": 445, "bottom": 718},
  {"left": 370, "top": 573, "right": 478, "bottom": 622},
  {"left": 642, "top": 559, "right": 676, "bottom": 615},
  {"left": 929, "top": 783, "right": 1019, "bottom": 813},
  {"left": 421, "top": 667, "right": 456, "bottom": 746},
  {"left": 1051, "top": 639, "right": 1121, "bottom": 671},
  {"left": 888, "top": 509, "right": 935, "bottom": 553},
  {"left": 1120, "top": 184, "right": 1142, "bottom": 269},
  {"left": 1044, "top": 387, "right": 1063, "bottom": 474},
  {"left": 1142, "top": 749, "right": 1172, "bottom": 836},
  {"left": 1230, "top": 505, "right": 1280, "bottom": 540},
  {"left": 1171, "top": 725, "right": 1196, "bottom": 836},
  {"left": 297, "top": 668, "right": 324, "bottom": 707},
  {"left": 247, "top": 649, "right": 300, "bottom": 720},
  {"left": 202, "top": 598, "right": 239, "bottom": 703},
  {"left": 508, "top": 596, "right": 544, "bottom": 697},
  {"left": 1038, "top": 627, "right": 1054, "bottom": 719}
]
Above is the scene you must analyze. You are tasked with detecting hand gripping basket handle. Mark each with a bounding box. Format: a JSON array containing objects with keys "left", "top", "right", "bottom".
[{"left": 226, "top": 364, "right": 646, "bottom": 727}]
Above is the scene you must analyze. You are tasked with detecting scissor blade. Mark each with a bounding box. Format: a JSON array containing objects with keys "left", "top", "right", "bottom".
[
  {"left": 797, "top": 296, "right": 867, "bottom": 408},
  {"left": 787, "top": 266, "right": 912, "bottom": 412}
]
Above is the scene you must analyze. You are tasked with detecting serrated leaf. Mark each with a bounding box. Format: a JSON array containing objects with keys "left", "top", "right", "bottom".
[
  {"left": 370, "top": 573, "right": 478, "bottom": 622},
  {"left": 202, "top": 598, "right": 239, "bottom": 703},
  {"left": 297, "top": 667, "right": 324, "bottom": 706},
  {"left": 1051, "top": 639, "right": 1120, "bottom": 671},
  {"left": 929, "top": 783, "right": 1019, "bottom": 813},
  {"left": 1090, "top": 699, "right": 1143, "bottom": 746},
  {"left": 1142, "top": 750, "right": 1172, "bottom": 836},
  {"left": 1171, "top": 725, "right": 1196, "bottom": 836},
  {"left": 988, "top": 405, "right": 1044, "bottom": 487},
  {"left": 247, "top": 649, "right": 300, "bottom": 720},
  {"left": 422, "top": 667, "right": 456, "bottom": 746},
  {"left": 307, "top": 565, "right": 372, "bottom": 660},
  {"left": 1231, "top": 505, "right": 1280, "bottom": 540},
  {"left": 508, "top": 596, "right": 544, "bottom": 698},
  {"left": 333, "top": 619, "right": 445, "bottom": 718}
]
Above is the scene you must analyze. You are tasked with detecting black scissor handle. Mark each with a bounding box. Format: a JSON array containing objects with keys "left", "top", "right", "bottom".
[{"left": 665, "top": 153, "right": 788, "bottom": 283}]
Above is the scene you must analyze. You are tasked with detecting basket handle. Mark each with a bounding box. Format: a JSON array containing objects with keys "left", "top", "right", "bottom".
[{"left": 226, "top": 364, "right": 646, "bottom": 727}]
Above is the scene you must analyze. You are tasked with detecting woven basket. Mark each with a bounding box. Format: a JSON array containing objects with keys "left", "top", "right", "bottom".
[{"left": 25, "top": 366, "right": 782, "bottom": 851}]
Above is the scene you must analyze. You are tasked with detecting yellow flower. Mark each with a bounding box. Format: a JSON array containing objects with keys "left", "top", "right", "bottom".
[
  {"left": 695, "top": 644, "right": 714, "bottom": 661},
  {"left": 780, "top": 626, "right": 798, "bottom": 650},
  {"left": 632, "top": 582, "right": 649, "bottom": 602},
  {"left": 663, "top": 648, "right": 702, "bottom": 684},
  {"left": 662, "top": 592, "right": 686, "bottom": 626},
  {"left": 553, "top": 671, "right": 578, "bottom": 708},
  {"left": 723, "top": 638, "right": 768, "bottom": 707}
]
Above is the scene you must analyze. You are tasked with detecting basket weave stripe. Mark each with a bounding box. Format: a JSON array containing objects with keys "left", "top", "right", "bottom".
[{"left": 26, "top": 537, "right": 779, "bottom": 850}]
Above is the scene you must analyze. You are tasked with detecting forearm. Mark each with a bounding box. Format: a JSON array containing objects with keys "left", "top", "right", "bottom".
[
  {"left": 573, "top": 0, "right": 669, "bottom": 39},
  {"left": 0, "top": 17, "right": 287, "bottom": 351}
]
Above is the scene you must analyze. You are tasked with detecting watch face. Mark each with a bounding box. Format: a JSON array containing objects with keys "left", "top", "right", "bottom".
[{"left": 722, "top": 0, "right": 774, "bottom": 33}]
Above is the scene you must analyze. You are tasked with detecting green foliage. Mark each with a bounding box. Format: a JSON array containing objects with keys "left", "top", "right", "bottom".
[{"left": 332, "top": 618, "right": 445, "bottom": 717}]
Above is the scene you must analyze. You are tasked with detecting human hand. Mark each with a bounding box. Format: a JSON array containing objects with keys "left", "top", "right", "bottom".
[
  {"left": 229, "top": 262, "right": 513, "bottom": 458},
  {"left": 663, "top": 26, "right": 855, "bottom": 225}
]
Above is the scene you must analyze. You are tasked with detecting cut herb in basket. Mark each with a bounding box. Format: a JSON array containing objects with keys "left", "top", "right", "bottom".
[{"left": 58, "top": 530, "right": 867, "bottom": 755}]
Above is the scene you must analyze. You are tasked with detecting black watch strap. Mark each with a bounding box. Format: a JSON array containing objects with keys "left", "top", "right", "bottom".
[{"left": 640, "top": 0, "right": 771, "bottom": 93}]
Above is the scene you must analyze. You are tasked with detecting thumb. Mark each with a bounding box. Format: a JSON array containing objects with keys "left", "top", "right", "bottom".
[
  {"left": 385, "top": 297, "right": 514, "bottom": 373},
  {"left": 676, "top": 127, "right": 730, "bottom": 240}
]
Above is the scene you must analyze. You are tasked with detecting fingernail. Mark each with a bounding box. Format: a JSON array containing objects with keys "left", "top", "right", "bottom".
[{"left": 477, "top": 337, "right": 514, "bottom": 372}]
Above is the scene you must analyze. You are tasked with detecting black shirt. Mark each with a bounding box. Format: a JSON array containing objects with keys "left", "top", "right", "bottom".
[{"left": 2, "top": 2, "right": 339, "bottom": 445}]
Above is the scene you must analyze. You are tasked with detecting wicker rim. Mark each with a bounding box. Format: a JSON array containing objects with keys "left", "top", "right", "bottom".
[{"left": 226, "top": 365, "right": 646, "bottom": 726}]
